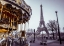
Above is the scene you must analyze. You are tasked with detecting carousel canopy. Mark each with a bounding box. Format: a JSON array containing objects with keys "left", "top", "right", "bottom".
[
  {"left": 0, "top": 0, "right": 32, "bottom": 32},
  {"left": 0, "top": 0, "right": 32, "bottom": 24}
]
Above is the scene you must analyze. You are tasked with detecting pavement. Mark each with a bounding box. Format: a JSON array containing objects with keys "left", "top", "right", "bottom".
[{"left": 30, "top": 39, "right": 64, "bottom": 46}]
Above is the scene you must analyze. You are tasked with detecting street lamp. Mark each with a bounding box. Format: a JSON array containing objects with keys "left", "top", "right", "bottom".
[
  {"left": 34, "top": 29, "right": 35, "bottom": 42},
  {"left": 55, "top": 11, "right": 62, "bottom": 44}
]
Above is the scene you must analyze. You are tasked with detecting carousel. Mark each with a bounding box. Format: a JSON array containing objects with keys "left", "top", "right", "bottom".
[{"left": 0, "top": 0, "right": 32, "bottom": 46}]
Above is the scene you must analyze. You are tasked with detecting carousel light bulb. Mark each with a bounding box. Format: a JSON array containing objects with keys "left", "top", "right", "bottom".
[
  {"left": 16, "top": 7, "right": 19, "bottom": 9},
  {"left": 12, "top": 5, "right": 16, "bottom": 8},
  {"left": 1, "top": 1, "right": 7, "bottom": 5}
]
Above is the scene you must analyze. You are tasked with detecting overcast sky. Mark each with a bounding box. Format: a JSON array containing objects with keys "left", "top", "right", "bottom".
[{"left": 24, "top": 0, "right": 64, "bottom": 32}]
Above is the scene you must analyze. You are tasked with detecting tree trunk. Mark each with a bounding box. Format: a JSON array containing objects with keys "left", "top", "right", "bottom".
[
  {"left": 52, "top": 31, "right": 54, "bottom": 39},
  {"left": 56, "top": 30, "right": 57, "bottom": 39}
]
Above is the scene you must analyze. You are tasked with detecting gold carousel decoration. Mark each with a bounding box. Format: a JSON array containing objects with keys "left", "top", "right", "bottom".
[{"left": 0, "top": 0, "right": 32, "bottom": 39}]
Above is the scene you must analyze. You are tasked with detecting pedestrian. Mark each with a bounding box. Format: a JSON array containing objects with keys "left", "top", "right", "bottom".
[{"left": 43, "top": 36, "right": 47, "bottom": 45}]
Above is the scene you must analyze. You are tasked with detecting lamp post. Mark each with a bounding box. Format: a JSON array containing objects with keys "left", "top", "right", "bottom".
[
  {"left": 55, "top": 11, "right": 62, "bottom": 44},
  {"left": 34, "top": 29, "right": 35, "bottom": 42}
]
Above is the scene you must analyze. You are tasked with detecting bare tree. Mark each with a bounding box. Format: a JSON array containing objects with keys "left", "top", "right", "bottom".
[{"left": 46, "top": 20, "right": 58, "bottom": 39}]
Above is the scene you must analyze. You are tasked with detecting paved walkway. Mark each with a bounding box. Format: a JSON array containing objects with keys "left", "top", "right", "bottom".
[{"left": 30, "top": 39, "right": 64, "bottom": 46}]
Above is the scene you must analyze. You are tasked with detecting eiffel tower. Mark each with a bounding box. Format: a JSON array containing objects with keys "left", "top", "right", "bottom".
[{"left": 37, "top": 4, "right": 49, "bottom": 36}]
